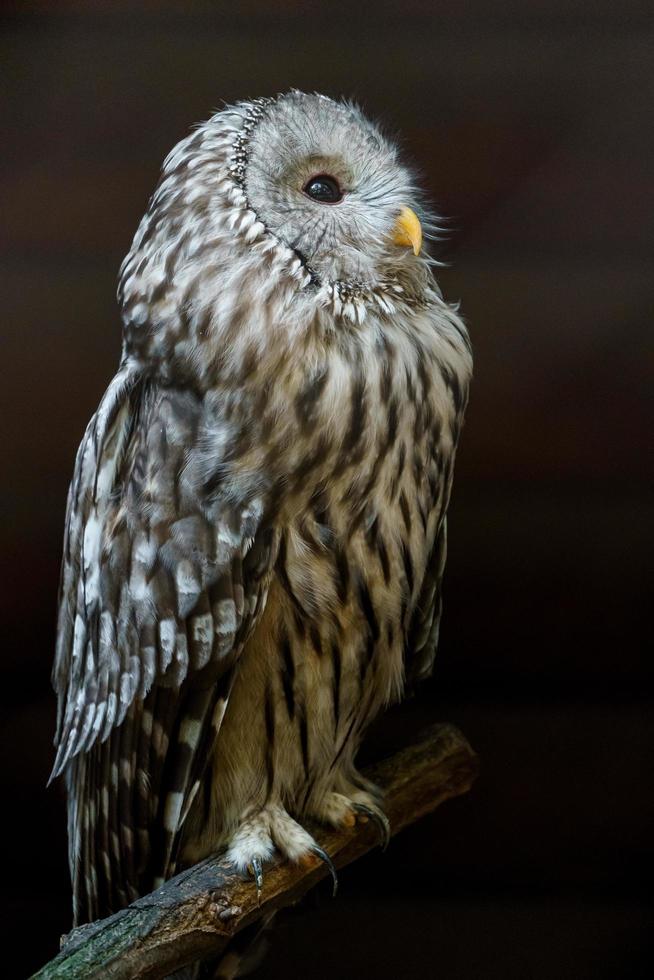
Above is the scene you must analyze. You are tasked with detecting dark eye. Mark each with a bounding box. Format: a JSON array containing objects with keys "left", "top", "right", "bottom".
[{"left": 302, "top": 174, "right": 343, "bottom": 204}]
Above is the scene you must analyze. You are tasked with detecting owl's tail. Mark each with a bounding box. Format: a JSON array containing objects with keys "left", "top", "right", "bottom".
[{"left": 65, "top": 733, "right": 138, "bottom": 924}]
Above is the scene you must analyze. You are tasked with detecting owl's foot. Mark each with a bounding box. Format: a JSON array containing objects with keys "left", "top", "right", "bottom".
[
  {"left": 311, "top": 786, "right": 390, "bottom": 850},
  {"left": 226, "top": 803, "right": 337, "bottom": 899}
]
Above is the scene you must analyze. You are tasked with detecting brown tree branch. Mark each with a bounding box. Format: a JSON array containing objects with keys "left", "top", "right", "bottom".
[{"left": 32, "top": 723, "right": 478, "bottom": 980}]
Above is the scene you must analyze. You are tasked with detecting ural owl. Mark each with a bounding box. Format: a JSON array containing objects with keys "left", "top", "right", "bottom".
[{"left": 51, "top": 91, "right": 472, "bottom": 926}]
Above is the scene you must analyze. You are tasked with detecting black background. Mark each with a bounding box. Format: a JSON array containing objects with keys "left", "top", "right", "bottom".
[{"left": 1, "top": 3, "right": 652, "bottom": 977}]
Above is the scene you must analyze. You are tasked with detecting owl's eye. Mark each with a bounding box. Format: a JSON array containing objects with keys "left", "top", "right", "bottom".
[{"left": 302, "top": 174, "right": 343, "bottom": 204}]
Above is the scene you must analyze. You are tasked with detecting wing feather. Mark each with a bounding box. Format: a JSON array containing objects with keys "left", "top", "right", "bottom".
[{"left": 53, "top": 365, "right": 275, "bottom": 921}]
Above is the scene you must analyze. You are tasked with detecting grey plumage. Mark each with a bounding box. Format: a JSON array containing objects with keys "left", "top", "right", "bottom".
[{"left": 51, "top": 91, "right": 472, "bottom": 926}]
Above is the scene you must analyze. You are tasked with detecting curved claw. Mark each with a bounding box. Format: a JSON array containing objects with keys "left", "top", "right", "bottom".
[
  {"left": 353, "top": 803, "right": 391, "bottom": 851},
  {"left": 310, "top": 844, "right": 338, "bottom": 897},
  {"left": 249, "top": 855, "right": 264, "bottom": 900}
]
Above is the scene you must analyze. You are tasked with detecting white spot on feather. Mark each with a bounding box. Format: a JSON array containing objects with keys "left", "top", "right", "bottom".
[
  {"left": 164, "top": 791, "right": 184, "bottom": 832},
  {"left": 179, "top": 717, "right": 202, "bottom": 749},
  {"left": 214, "top": 598, "right": 236, "bottom": 636}
]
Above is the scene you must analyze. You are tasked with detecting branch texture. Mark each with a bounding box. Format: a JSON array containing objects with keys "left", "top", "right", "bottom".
[{"left": 33, "top": 722, "right": 478, "bottom": 980}]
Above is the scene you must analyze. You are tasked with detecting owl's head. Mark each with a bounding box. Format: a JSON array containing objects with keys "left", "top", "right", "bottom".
[
  {"left": 242, "top": 92, "right": 424, "bottom": 289},
  {"left": 119, "top": 92, "right": 438, "bottom": 371}
]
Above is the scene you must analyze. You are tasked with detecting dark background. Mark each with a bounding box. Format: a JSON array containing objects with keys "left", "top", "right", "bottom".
[{"left": 1, "top": 2, "right": 652, "bottom": 977}]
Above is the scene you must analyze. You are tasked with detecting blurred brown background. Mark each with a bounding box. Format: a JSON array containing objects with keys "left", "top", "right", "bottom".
[{"left": 1, "top": 2, "right": 652, "bottom": 977}]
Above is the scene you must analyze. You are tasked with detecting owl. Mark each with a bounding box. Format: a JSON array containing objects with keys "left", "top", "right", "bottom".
[{"left": 51, "top": 91, "right": 472, "bottom": 927}]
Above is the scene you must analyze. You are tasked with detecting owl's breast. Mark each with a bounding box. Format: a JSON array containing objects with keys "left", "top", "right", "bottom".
[{"left": 269, "top": 309, "right": 468, "bottom": 691}]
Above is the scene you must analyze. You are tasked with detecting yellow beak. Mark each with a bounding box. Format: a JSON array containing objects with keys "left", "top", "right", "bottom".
[{"left": 392, "top": 206, "right": 422, "bottom": 256}]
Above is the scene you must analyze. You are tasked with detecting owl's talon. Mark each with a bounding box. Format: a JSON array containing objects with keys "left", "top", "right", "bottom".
[
  {"left": 248, "top": 856, "right": 264, "bottom": 898},
  {"left": 353, "top": 803, "right": 391, "bottom": 851},
  {"left": 310, "top": 844, "right": 338, "bottom": 897}
]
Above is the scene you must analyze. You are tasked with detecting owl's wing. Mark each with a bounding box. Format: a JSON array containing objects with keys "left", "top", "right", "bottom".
[
  {"left": 52, "top": 363, "right": 275, "bottom": 921},
  {"left": 405, "top": 517, "right": 447, "bottom": 687}
]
